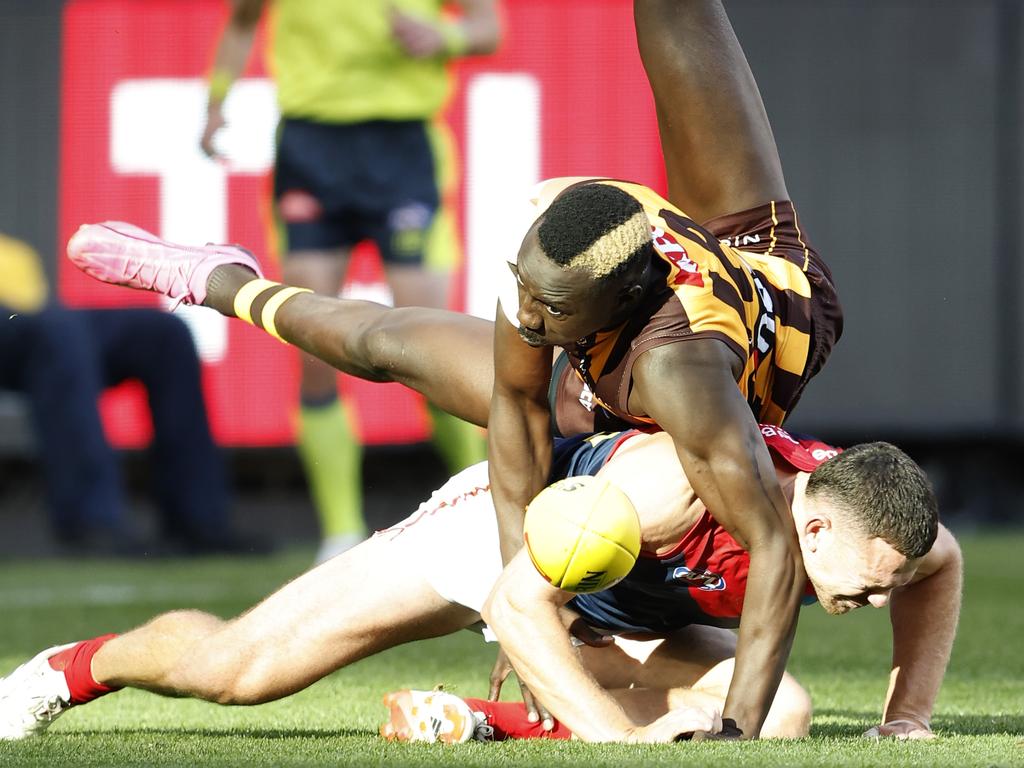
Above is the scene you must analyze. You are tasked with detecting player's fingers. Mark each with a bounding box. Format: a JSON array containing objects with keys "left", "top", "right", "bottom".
[
  {"left": 518, "top": 681, "right": 553, "bottom": 729},
  {"left": 535, "top": 698, "right": 554, "bottom": 731},
  {"left": 487, "top": 651, "right": 512, "bottom": 701},
  {"left": 518, "top": 681, "right": 539, "bottom": 723},
  {"left": 863, "top": 720, "right": 934, "bottom": 741}
]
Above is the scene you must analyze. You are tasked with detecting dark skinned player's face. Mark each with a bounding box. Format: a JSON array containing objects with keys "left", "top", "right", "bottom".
[{"left": 510, "top": 228, "right": 639, "bottom": 348}]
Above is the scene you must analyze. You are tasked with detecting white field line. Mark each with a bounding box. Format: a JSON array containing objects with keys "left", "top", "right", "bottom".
[{"left": 0, "top": 582, "right": 265, "bottom": 608}]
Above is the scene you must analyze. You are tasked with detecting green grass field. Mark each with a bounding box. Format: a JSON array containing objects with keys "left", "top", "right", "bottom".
[{"left": 0, "top": 531, "right": 1021, "bottom": 767}]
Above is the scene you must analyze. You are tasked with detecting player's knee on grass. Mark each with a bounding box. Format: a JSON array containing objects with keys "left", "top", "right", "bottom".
[
  {"left": 761, "top": 673, "right": 811, "bottom": 739},
  {"left": 686, "top": 655, "right": 810, "bottom": 739}
]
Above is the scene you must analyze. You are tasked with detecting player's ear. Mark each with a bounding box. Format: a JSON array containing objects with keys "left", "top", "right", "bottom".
[
  {"left": 620, "top": 281, "right": 645, "bottom": 305},
  {"left": 802, "top": 516, "right": 830, "bottom": 552}
]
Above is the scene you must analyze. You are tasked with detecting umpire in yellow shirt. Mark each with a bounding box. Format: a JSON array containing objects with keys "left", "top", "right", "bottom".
[{"left": 201, "top": 0, "right": 501, "bottom": 563}]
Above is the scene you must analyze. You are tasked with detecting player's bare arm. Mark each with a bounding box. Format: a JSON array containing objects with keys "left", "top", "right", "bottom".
[
  {"left": 201, "top": 0, "right": 266, "bottom": 158},
  {"left": 482, "top": 552, "right": 720, "bottom": 743},
  {"left": 871, "top": 524, "right": 962, "bottom": 740},
  {"left": 487, "top": 304, "right": 555, "bottom": 565},
  {"left": 631, "top": 337, "right": 804, "bottom": 739}
]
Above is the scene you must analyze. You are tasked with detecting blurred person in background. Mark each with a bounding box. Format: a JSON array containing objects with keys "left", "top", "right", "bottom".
[
  {"left": 0, "top": 232, "right": 260, "bottom": 556},
  {"left": 200, "top": 0, "right": 501, "bottom": 563}
]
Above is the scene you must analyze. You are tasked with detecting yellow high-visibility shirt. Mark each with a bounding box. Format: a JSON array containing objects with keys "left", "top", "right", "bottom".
[{"left": 269, "top": 0, "right": 452, "bottom": 123}]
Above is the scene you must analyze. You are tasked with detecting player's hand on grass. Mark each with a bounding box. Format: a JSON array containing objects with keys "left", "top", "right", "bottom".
[
  {"left": 487, "top": 647, "right": 554, "bottom": 731},
  {"left": 689, "top": 717, "right": 744, "bottom": 741},
  {"left": 626, "top": 707, "right": 722, "bottom": 743},
  {"left": 863, "top": 718, "right": 935, "bottom": 740}
]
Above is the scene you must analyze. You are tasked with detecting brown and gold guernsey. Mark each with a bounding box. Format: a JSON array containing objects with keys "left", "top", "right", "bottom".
[{"left": 528, "top": 178, "right": 837, "bottom": 436}]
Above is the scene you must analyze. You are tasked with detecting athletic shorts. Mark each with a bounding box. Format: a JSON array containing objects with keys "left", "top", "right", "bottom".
[
  {"left": 372, "top": 456, "right": 679, "bottom": 640},
  {"left": 273, "top": 118, "right": 442, "bottom": 265},
  {"left": 702, "top": 200, "right": 843, "bottom": 403},
  {"left": 373, "top": 461, "right": 501, "bottom": 613}
]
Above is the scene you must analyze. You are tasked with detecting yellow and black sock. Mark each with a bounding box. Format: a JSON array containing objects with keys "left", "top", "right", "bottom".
[{"left": 233, "top": 278, "right": 312, "bottom": 342}]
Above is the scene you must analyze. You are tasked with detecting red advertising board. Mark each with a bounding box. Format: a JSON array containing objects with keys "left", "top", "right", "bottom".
[{"left": 60, "top": 0, "right": 665, "bottom": 447}]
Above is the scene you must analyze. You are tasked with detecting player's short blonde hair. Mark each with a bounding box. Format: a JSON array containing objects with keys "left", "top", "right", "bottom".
[{"left": 537, "top": 182, "right": 652, "bottom": 281}]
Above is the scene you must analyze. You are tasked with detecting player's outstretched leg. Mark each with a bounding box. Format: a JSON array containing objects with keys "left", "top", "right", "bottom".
[
  {"left": 67, "top": 222, "right": 495, "bottom": 427},
  {"left": 634, "top": 0, "right": 788, "bottom": 222},
  {"left": 0, "top": 532, "right": 479, "bottom": 740}
]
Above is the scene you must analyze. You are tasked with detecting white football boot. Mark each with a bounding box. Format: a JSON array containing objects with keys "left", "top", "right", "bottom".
[
  {"left": 0, "top": 643, "right": 78, "bottom": 740},
  {"left": 380, "top": 689, "right": 493, "bottom": 744}
]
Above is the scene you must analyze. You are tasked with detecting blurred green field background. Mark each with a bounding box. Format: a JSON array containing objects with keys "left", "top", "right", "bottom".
[{"left": 0, "top": 530, "right": 1020, "bottom": 767}]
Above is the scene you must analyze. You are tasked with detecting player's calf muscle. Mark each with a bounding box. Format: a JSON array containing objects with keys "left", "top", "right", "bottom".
[{"left": 95, "top": 610, "right": 225, "bottom": 691}]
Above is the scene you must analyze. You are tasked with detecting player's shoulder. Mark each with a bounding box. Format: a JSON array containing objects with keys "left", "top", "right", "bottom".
[
  {"left": 912, "top": 523, "right": 961, "bottom": 583},
  {"left": 760, "top": 425, "right": 841, "bottom": 472}
]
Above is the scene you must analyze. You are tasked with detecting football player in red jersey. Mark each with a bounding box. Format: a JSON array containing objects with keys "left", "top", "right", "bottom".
[{"left": 0, "top": 427, "right": 959, "bottom": 744}]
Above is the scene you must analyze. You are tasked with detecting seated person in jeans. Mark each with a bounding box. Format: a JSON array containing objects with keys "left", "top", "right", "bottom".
[{"left": 0, "top": 232, "right": 260, "bottom": 556}]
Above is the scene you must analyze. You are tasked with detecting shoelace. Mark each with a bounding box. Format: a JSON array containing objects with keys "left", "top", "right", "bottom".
[
  {"left": 38, "top": 695, "right": 67, "bottom": 721},
  {"left": 472, "top": 717, "right": 494, "bottom": 742},
  {"left": 122, "top": 254, "right": 195, "bottom": 310}
]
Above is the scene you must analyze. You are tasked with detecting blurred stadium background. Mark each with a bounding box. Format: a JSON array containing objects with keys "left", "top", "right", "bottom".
[{"left": 1, "top": 0, "right": 1021, "bottom": 555}]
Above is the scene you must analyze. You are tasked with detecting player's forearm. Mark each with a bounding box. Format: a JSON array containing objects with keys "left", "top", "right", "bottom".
[
  {"left": 208, "top": 0, "right": 262, "bottom": 107},
  {"left": 724, "top": 536, "right": 802, "bottom": 738},
  {"left": 884, "top": 535, "right": 962, "bottom": 725},
  {"left": 676, "top": 443, "right": 802, "bottom": 737},
  {"left": 484, "top": 578, "right": 634, "bottom": 741},
  {"left": 487, "top": 393, "right": 552, "bottom": 563}
]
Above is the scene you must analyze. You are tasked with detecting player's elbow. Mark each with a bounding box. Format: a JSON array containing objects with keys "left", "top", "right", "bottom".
[
  {"left": 481, "top": 583, "right": 532, "bottom": 642},
  {"left": 481, "top": 585, "right": 513, "bottom": 631}
]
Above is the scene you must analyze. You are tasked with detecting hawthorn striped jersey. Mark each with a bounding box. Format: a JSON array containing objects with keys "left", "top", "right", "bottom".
[{"left": 524, "top": 178, "right": 831, "bottom": 433}]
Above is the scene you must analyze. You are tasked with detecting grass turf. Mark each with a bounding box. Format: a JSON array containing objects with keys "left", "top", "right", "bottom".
[{"left": 0, "top": 531, "right": 1021, "bottom": 767}]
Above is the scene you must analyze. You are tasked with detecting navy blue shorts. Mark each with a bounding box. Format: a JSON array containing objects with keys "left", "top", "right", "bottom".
[{"left": 273, "top": 118, "right": 440, "bottom": 264}]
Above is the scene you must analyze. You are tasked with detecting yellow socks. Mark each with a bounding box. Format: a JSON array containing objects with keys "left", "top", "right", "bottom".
[
  {"left": 297, "top": 398, "right": 366, "bottom": 539},
  {"left": 427, "top": 403, "right": 486, "bottom": 474}
]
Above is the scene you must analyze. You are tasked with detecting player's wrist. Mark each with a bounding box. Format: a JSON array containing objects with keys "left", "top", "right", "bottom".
[{"left": 208, "top": 68, "right": 235, "bottom": 105}]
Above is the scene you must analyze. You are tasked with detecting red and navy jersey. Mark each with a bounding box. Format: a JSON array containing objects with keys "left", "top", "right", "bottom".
[{"left": 561, "top": 425, "right": 840, "bottom": 633}]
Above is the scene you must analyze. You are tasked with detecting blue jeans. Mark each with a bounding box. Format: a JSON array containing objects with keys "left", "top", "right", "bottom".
[{"left": 0, "top": 304, "right": 232, "bottom": 545}]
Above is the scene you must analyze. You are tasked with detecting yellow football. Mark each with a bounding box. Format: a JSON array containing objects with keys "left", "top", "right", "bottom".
[{"left": 523, "top": 475, "right": 641, "bottom": 593}]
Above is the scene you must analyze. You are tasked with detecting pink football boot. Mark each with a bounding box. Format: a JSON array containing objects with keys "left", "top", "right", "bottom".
[{"left": 67, "top": 222, "right": 263, "bottom": 308}]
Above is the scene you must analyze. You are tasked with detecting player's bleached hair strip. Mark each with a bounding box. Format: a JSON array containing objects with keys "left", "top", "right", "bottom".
[{"left": 563, "top": 209, "right": 650, "bottom": 279}]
